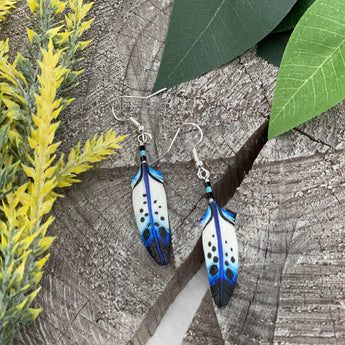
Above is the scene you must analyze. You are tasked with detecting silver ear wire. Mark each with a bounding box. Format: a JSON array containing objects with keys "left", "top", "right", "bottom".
[
  {"left": 152, "top": 122, "right": 210, "bottom": 181},
  {"left": 111, "top": 88, "right": 167, "bottom": 145}
]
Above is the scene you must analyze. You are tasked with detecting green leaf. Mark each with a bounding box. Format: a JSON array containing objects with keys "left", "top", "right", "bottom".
[
  {"left": 268, "top": 0, "right": 345, "bottom": 139},
  {"left": 153, "top": 0, "right": 298, "bottom": 91},
  {"left": 257, "top": 31, "right": 292, "bottom": 67},
  {"left": 273, "top": 0, "right": 315, "bottom": 33}
]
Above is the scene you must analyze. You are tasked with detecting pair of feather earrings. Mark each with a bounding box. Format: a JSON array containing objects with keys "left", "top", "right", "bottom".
[{"left": 112, "top": 90, "right": 238, "bottom": 308}]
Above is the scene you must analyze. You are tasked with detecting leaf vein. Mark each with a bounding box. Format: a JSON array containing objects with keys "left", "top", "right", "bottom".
[
  {"left": 271, "top": 34, "right": 345, "bottom": 126},
  {"left": 164, "top": 0, "right": 227, "bottom": 83}
]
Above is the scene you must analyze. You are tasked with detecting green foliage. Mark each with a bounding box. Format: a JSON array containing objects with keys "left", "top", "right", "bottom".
[
  {"left": 0, "top": 0, "right": 18, "bottom": 21},
  {"left": 0, "top": 1, "right": 125, "bottom": 344},
  {"left": 257, "top": 0, "right": 315, "bottom": 66},
  {"left": 268, "top": 0, "right": 345, "bottom": 138},
  {"left": 273, "top": 0, "right": 315, "bottom": 33},
  {"left": 256, "top": 31, "right": 292, "bottom": 67},
  {"left": 153, "top": 0, "right": 298, "bottom": 91}
]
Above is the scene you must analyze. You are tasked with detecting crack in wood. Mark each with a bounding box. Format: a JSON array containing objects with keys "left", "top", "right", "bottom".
[
  {"left": 129, "top": 121, "right": 269, "bottom": 344},
  {"left": 294, "top": 128, "right": 336, "bottom": 151},
  {"left": 213, "top": 121, "right": 268, "bottom": 207}
]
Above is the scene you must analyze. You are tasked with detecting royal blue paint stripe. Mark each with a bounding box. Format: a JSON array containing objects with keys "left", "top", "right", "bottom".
[
  {"left": 142, "top": 162, "right": 165, "bottom": 264},
  {"left": 210, "top": 201, "right": 224, "bottom": 298}
]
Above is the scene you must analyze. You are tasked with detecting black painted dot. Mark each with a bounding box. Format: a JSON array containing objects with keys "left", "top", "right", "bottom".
[
  {"left": 143, "top": 229, "right": 150, "bottom": 241},
  {"left": 207, "top": 253, "right": 212, "bottom": 259},
  {"left": 143, "top": 194, "right": 147, "bottom": 197},
  {"left": 212, "top": 234, "right": 215, "bottom": 238},
  {"left": 143, "top": 201, "right": 147, "bottom": 204},
  {"left": 140, "top": 217, "right": 145, "bottom": 223},
  {"left": 159, "top": 227, "right": 167, "bottom": 239},
  {"left": 140, "top": 208, "right": 144, "bottom": 213},
  {"left": 225, "top": 253, "right": 229, "bottom": 257},
  {"left": 231, "top": 248, "right": 233, "bottom": 251},
  {"left": 226, "top": 268, "right": 234, "bottom": 281},
  {"left": 213, "top": 256, "right": 218, "bottom": 263},
  {"left": 155, "top": 211, "right": 159, "bottom": 215},
  {"left": 212, "top": 246, "right": 216, "bottom": 252},
  {"left": 225, "top": 261, "right": 229, "bottom": 266},
  {"left": 208, "top": 241, "right": 211, "bottom": 247},
  {"left": 225, "top": 240, "right": 228, "bottom": 244},
  {"left": 209, "top": 265, "right": 218, "bottom": 276},
  {"left": 154, "top": 200, "right": 157, "bottom": 203},
  {"left": 160, "top": 217, "right": 165, "bottom": 221},
  {"left": 154, "top": 222, "right": 159, "bottom": 227},
  {"left": 144, "top": 213, "right": 148, "bottom": 217},
  {"left": 159, "top": 206, "right": 162, "bottom": 208},
  {"left": 231, "top": 256, "right": 235, "bottom": 263}
]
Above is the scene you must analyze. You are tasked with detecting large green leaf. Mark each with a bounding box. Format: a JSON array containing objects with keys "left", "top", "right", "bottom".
[
  {"left": 153, "top": 0, "right": 298, "bottom": 91},
  {"left": 273, "top": 0, "right": 315, "bottom": 33},
  {"left": 268, "top": 0, "right": 345, "bottom": 138},
  {"left": 257, "top": 31, "right": 292, "bottom": 67}
]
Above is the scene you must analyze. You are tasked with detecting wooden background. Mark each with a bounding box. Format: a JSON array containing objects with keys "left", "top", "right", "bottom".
[{"left": 3, "top": 0, "right": 345, "bottom": 344}]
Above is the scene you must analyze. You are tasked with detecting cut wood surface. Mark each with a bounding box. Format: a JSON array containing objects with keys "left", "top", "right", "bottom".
[
  {"left": 3, "top": 0, "right": 344, "bottom": 344},
  {"left": 183, "top": 124, "right": 345, "bottom": 345}
]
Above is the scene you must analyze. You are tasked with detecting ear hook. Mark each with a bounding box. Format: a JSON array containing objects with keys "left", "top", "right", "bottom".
[
  {"left": 152, "top": 122, "right": 210, "bottom": 181},
  {"left": 111, "top": 88, "right": 167, "bottom": 144},
  {"left": 111, "top": 88, "right": 167, "bottom": 124}
]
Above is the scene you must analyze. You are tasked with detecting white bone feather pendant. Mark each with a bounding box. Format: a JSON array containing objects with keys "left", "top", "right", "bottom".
[
  {"left": 200, "top": 200, "right": 238, "bottom": 307},
  {"left": 131, "top": 145, "right": 170, "bottom": 264}
]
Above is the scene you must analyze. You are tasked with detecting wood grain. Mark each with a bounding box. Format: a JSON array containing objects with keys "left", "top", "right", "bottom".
[
  {"left": 184, "top": 123, "right": 345, "bottom": 345},
  {"left": 3, "top": 0, "right": 344, "bottom": 344}
]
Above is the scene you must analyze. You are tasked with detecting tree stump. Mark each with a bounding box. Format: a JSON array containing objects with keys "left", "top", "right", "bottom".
[{"left": 3, "top": 0, "right": 344, "bottom": 344}]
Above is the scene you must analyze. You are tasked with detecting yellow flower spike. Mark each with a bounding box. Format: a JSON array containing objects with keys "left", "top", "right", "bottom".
[
  {"left": 36, "top": 237, "right": 56, "bottom": 255},
  {"left": 40, "top": 179, "right": 57, "bottom": 197},
  {"left": 0, "top": 221, "right": 8, "bottom": 235},
  {"left": 2, "top": 98, "right": 20, "bottom": 111},
  {"left": 5, "top": 257, "right": 14, "bottom": 274},
  {"left": 56, "top": 31, "right": 73, "bottom": 45},
  {"left": 20, "top": 284, "right": 30, "bottom": 292},
  {"left": 13, "top": 252, "right": 30, "bottom": 285},
  {"left": 46, "top": 25, "right": 64, "bottom": 39},
  {"left": 78, "top": 40, "right": 92, "bottom": 50},
  {"left": 80, "top": 1, "right": 93, "bottom": 18},
  {"left": 12, "top": 227, "right": 25, "bottom": 244},
  {"left": 69, "top": 0, "right": 76, "bottom": 12},
  {"left": 28, "top": 286, "right": 41, "bottom": 304},
  {"left": 19, "top": 231, "right": 39, "bottom": 251},
  {"left": 79, "top": 18, "right": 94, "bottom": 36},
  {"left": 32, "top": 271, "right": 43, "bottom": 284},
  {"left": 10, "top": 243, "right": 20, "bottom": 256},
  {"left": 36, "top": 253, "right": 50, "bottom": 271},
  {"left": 1, "top": 232, "right": 8, "bottom": 251},
  {"left": 15, "top": 297, "right": 29, "bottom": 311},
  {"left": 27, "top": 0, "right": 39, "bottom": 14},
  {"left": 22, "top": 164, "right": 35, "bottom": 179},
  {"left": 40, "top": 198, "right": 56, "bottom": 216},
  {"left": 26, "top": 28, "right": 38, "bottom": 43},
  {"left": 27, "top": 308, "right": 42, "bottom": 321},
  {"left": 65, "top": 14, "right": 73, "bottom": 29},
  {"left": 39, "top": 217, "right": 54, "bottom": 237},
  {"left": 0, "top": 0, "right": 18, "bottom": 21},
  {"left": 51, "top": 0, "right": 67, "bottom": 15}
]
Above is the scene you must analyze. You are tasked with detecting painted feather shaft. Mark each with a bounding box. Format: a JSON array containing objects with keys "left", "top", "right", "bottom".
[
  {"left": 131, "top": 162, "right": 170, "bottom": 265},
  {"left": 200, "top": 200, "right": 238, "bottom": 307}
]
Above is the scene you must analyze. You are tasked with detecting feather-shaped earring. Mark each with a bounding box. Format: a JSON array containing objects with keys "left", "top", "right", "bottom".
[
  {"left": 157, "top": 123, "right": 238, "bottom": 307},
  {"left": 112, "top": 89, "right": 170, "bottom": 265}
]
